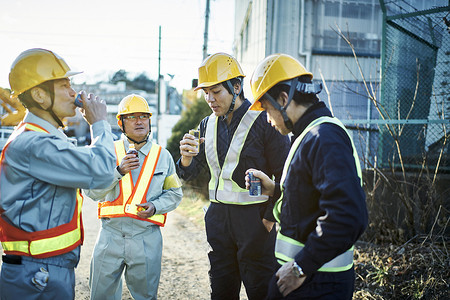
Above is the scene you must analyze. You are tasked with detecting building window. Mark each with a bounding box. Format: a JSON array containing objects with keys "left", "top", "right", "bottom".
[{"left": 313, "top": 0, "right": 381, "bottom": 56}]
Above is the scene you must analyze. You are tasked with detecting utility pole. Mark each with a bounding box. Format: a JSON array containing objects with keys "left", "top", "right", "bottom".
[
  {"left": 157, "top": 25, "right": 162, "bottom": 143},
  {"left": 202, "top": 0, "right": 210, "bottom": 60}
]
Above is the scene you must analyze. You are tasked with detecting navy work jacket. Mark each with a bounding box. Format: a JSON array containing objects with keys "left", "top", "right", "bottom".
[
  {"left": 273, "top": 101, "right": 368, "bottom": 275},
  {"left": 177, "top": 99, "right": 290, "bottom": 221}
]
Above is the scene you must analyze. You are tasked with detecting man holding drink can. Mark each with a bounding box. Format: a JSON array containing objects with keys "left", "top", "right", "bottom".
[
  {"left": 177, "top": 52, "right": 290, "bottom": 300},
  {"left": 0, "top": 48, "right": 116, "bottom": 299},
  {"left": 246, "top": 54, "right": 368, "bottom": 299},
  {"left": 84, "top": 94, "right": 182, "bottom": 299}
]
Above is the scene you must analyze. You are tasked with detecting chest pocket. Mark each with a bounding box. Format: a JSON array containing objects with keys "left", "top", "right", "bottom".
[{"left": 149, "top": 169, "right": 167, "bottom": 194}]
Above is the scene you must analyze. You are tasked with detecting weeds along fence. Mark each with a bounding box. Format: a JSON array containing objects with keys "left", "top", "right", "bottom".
[{"left": 324, "top": 3, "right": 450, "bottom": 243}]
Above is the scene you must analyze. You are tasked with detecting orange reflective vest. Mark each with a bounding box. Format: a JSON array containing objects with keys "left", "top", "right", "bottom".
[
  {"left": 0, "top": 122, "right": 84, "bottom": 258},
  {"left": 97, "top": 140, "right": 167, "bottom": 226}
]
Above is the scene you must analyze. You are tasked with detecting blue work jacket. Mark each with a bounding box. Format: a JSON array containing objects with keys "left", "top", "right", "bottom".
[{"left": 0, "top": 112, "right": 116, "bottom": 268}]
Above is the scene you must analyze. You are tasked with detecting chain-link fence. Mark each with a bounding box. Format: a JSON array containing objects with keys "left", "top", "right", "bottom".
[
  {"left": 327, "top": 2, "right": 450, "bottom": 173},
  {"left": 311, "top": 0, "right": 450, "bottom": 243},
  {"left": 378, "top": 1, "right": 449, "bottom": 172}
]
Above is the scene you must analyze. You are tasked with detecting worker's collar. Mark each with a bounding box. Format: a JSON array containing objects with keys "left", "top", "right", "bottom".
[
  {"left": 23, "top": 111, "right": 68, "bottom": 140},
  {"left": 218, "top": 98, "right": 250, "bottom": 124},
  {"left": 291, "top": 102, "right": 331, "bottom": 138},
  {"left": 122, "top": 135, "right": 152, "bottom": 156}
]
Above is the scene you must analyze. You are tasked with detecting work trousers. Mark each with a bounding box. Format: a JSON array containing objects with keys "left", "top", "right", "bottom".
[
  {"left": 205, "top": 202, "right": 278, "bottom": 300},
  {"left": 89, "top": 224, "right": 162, "bottom": 300},
  {"left": 0, "top": 257, "right": 75, "bottom": 300},
  {"left": 266, "top": 266, "right": 355, "bottom": 299}
]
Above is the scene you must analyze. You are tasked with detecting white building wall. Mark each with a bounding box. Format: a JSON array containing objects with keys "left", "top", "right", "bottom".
[
  {"left": 234, "top": 0, "right": 268, "bottom": 99},
  {"left": 157, "top": 114, "right": 182, "bottom": 149}
]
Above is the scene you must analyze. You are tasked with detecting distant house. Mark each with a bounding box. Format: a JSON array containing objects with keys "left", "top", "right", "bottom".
[{"left": 71, "top": 79, "right": 182, "bottom": 147}]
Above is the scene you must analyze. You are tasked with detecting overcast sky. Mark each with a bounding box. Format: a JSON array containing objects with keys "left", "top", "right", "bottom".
[{"left": 0, "top": 0, "right": 235, "bottom": 92}]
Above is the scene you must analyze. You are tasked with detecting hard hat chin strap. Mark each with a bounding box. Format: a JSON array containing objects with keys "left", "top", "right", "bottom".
[
  {"left": 126, "top": 135, "right": 149, "bottom": 145},
  {"left": 264, "top": 77, "right": 299, "bottom": 132},
  {"left": 264, "top": 78, "right": 323, "bottom": 132},
  {"left": 48, "top": 102, "right": 64, "bottom": 128},
  {"left": 121, "top": 117, "right": 151, "bottom": 145},
  {"left": 27, "top": 83, "right": 64, "bottom": 128},
  {"left": 40, "top": 84, "right": 64, "bottom": 128},
  {"left": 223, "top": 79, "right": 242, "bottom": 120}
]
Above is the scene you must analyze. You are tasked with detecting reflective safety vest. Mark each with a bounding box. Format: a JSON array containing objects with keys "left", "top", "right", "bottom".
[
  {"left": 0, "top": 122, "right": 84, "bottom": 258},
  {"left": 205, "top": 110, "right": 269, "bottom": 204},
  {"left": 98, "top": 140, "right": 167, "bottom": 226},
  {"left": 274, "top": 116, "right": 362, "bottom": 272}
]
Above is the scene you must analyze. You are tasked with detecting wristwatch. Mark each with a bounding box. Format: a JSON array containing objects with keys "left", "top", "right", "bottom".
[{"left": 292, "top": 261, "right": 306, "bottom": 278}]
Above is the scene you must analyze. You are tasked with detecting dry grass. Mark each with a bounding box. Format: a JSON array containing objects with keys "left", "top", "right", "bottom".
[
  {"left": 353, "top": 236, "right": 449, "bottom": 300},
  {"left": 176, "top": 188, "right": 208, "bottom": 228}
]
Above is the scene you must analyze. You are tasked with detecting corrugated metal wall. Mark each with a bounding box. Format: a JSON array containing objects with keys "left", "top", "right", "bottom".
[{"left": 234, "top": 0, "right": 385, "bottom": 168}]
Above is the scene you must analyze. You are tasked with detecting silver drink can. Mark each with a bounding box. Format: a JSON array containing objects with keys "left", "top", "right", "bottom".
[{"left": 249, "top": 172, "right": 261, "bottom": 197}]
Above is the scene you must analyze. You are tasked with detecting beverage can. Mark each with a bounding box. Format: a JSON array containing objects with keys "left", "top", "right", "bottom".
[
  {"left": 188, "top": 129, "right": 200, "bottom": 153},
  {"left": 249, "top": 172, "right": 261, "bottom": 197},
  {"left": 74, "top": 94, "right": 83, "bottom": 108},
  {"left": 127, "top": 144, "right": 138, "bottom": 157}
]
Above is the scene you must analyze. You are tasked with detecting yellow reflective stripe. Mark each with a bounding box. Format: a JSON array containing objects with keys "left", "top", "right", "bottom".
[
  {"left": 148, "top": 214, "right": 165, "bottom": 223},
  {"left": 205, "top": 115, "right": 219, "bottom": 191},
  {"left": 275, "top": 117, "right": 362, "bottom": 222},
  {"left": 275, "top": 232, "right": 354, "bottom": 272},
  {"left": 105, "top": 141, "right": 166, "bottom": 225},
  {"left": 206, "top": 111, "right": 268, "bottom": 204},
  {"left": 318, "top": 263, "right": 354, "bottom": 273},
  {"left": 1, "top": 125, "right": 83, "bottom": 256},
  {"left": 210, "top": 189, "right": 268, "bottom": 205},
  {"left": 163, "top": 173, "right": 182, "bottom": 190},
  {"left": 24, "top": 123, "right": 48, "bottom": 133},
  {"left": 30, "top": 227, "right": 82, "bottom": 255},
  {"left": 115, "top": 141, "right": 132, "bottom": 200},
  {"left": 275, "top": 254, "right": 292, "bottom": 265},
  {"left": 273, "top": 193, "right": 283, "bottom": 223},
  {"left": 99, "top": 205, "right": 123, "bottom": 215},
  {"left": 2, "top": 241, "right": 29, "bottom": 253},
  {"left": 0, "top": 123, "right": 47, "bottom": 162},
  {"left": 125, "top": 143, "right": 161, "bottom": 215},
  {"left": 99, "top": 207, "right": 166, "bottom": 224},
  {"left": 2, "top": 190, "right": 83, "bottom": 256},
  {"left": 209, "top": 199, "right": 268, "bottom": 205},
  {"left": 32, "top": 190, "right": 84, "bottom": 255},
  {"left": 282, "top": 117, "right": 362, "bottom": 186}
]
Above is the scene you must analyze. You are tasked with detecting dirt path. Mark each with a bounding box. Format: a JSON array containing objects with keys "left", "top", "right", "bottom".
[{"left": 75, "top": 197, "right": 213, "bottom": 300}]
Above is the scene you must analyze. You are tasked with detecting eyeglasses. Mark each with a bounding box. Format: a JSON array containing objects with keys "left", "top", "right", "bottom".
[{"left": 122, "top": 115, "right": 150, "bottom": 120}]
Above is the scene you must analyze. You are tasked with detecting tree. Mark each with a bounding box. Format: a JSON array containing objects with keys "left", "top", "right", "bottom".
[
  {"left": 131, "top": 73, "right": 156, "bottom": 93},
  {"left": 110, "top": 69, "right": 129, "bottom": 84},
  {"left": 166, "top": 92, "right": 211, "bottom": 198}
]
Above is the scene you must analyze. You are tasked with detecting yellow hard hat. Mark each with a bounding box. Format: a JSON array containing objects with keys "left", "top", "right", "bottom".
[
  {"left": 9, "top": 48, "right": 82, "bottom": 96},
  {"left": 116, "top": 94, "right": 152, "bottom": 121},
  {"left": 194, "top": 52, "right": 245, "bottom": 91},
  {"left": 249, "top": 53, "right": 312, "bottom": 111}
]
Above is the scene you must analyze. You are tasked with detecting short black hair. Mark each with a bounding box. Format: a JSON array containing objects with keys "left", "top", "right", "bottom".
[
  {"left": 221, "top": 77, "right": 245, "bottom": 100},
  {"left": 266, "top": 75, "right": 318, "bottom": 106},
  {"left": 18, "top": 80, "right": 54, "bottom": 109}
]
